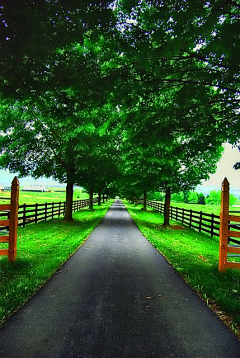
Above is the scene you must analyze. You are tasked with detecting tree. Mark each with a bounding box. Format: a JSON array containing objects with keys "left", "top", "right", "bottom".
[
  {"left": 171, "top": 192, "right": 184, "bottom": 203},
  {"left": 148, "top": 192, "right": 164, "bottom": 201},
  {"left": 206, "top": 191, "right": 221, "bottom": 206},
  {"left": 198, "top": 193, "right": 206, "bottom": 205},
  {"left": 1, "top": 1, "right": 239, "bottom": 224},
  {"left": 0, "top": 1, "right": 116, "bottom": 99},
  {"left": 188, "top": 192, "right": 199, "bottom": 204},
  {"left": 230, "top": 194, "right": 238, "bottom": 206},
  {"left": 78, "top": 132, "right": 119, "bottom": 210},
  {"left": 0, "top": 87, "right": 117, "bottom": 220},
  {"left": 0, "top": 8, "right": 118, "bottom": 220}
]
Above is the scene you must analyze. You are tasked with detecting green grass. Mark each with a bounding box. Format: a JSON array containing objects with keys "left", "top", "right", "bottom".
[
  {"left": 0, "top": 200, "right": 112, "bottom": 325},
  {"left": 168, "top": 201, "right": 240, "bottom": 216},
  {"left": 126, "top": 202, "right": 240, "bottom": 338},
  {"left": 152, "top": 200, "right": 240, "bottom": 216},
  {"left": 0, "top": 189, "right": 92, "bottom": 205}
]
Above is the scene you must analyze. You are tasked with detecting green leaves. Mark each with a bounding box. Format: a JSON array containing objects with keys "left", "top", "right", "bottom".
[
  {"left": 74, "top": 123, "right": 96, "bottom": 135},
  {"left": 1, "top": 0, "right": 240, "bottom": 199}
]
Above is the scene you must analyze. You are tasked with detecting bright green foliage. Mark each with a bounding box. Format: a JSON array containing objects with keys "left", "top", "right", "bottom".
[
  {"left": 0, "top": 33, "right": 119, "bottom": 218},
  {"left": 148, "top": 192, "right": 164, "bottom": 201},
  {"left": 198, "top": 193, "right": 206, "bottom": 205},
  {"left": 206, "top": 191, "right": 221, "bottom": 206},
  {"left": 230, "top": 194, "right": 238, "bottom": 206},
  {"left": 171, "top": 192, "right": 184, "bottom": 203},
  {"left": 206, "top": 191, "right": 238, "bottom": 206},
  {"left": 172, "top": 191, "right": 206, "bottom": 205},
  {"left": 187, "top": 192, "right": 199, "bottom": 204}
]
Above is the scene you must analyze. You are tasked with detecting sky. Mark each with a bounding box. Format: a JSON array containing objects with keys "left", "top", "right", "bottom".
[
  {"left": 0, "top": 171, "right": 65, "bottom": 188},
  {"left": 0, "top": 143, "right": 240, "bottom": 190},
  {"left": 198, "top": 143, "right": 240, "bottom": 189}
]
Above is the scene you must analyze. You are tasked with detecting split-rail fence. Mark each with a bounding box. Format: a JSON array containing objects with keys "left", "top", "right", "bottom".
[
  {"left": 0, "top": 198, "right": 99, "bottom": 232},
  {"left": 143, "top": 181, "right": 240, "bottom": 271},
  {"left": 0, "top": 181, "right": 106, "bottom": 261},
  {"left": 145, "top": 200, "right": 220, "bottom": 237}
]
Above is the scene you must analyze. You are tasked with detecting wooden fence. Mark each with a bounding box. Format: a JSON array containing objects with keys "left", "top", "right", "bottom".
[
  {"left": 0, "top": 177, "right": 19, "bottom": 261},
  {"left": 0, "top": 198, "right": 98, "bottom": 231},
  {"left": 219, "top": 178, "right": 240, "bottom": 271},
  {"left": 0, "top": 192, "right": 102, "bottom": 262},
  {"left": 145, "top": 200, "right": 220, "bottom": 237}
]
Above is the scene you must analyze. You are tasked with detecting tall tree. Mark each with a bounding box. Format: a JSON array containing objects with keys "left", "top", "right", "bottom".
[{"left": 0, "top": 5, "right": 119, "bottom": 220}]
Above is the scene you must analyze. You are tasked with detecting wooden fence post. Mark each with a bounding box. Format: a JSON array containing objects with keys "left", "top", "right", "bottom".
[
  {"left": 211, "top": 213, "right": 214, "bottom": 237},
  {"left": 199, "top": 211, "right": 203, "bottom": 232},
  {"left": 8, "top": 177, "right": 19, "bottom": 262},
  {"left": 219, "top": 177, "right": 229, "bottom": 272},
  {"left": 23, "top": 203, "right": 26, "bottom": 227},
  {"left": 190, "top": 209, "right": 192, "bottom": 228},
  {"left": 45, "top": 202, "right": 48, "bottom": 221},
  {"left": 35, "top": 203, "right": 38, "bottom": 223}
]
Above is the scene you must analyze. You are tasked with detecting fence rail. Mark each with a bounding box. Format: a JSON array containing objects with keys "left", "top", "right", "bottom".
[
  {"left": 0, "top": 198, "right": 98, "bottom": 232},
  {"left": 145, "top": 200, "right": 220, "bottom": 237}
]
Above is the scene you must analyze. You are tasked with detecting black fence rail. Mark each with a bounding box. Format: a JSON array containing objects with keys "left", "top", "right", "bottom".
[
  {"left": 145, "top": 200, "right": 220, "bottom": 237},
  {"left": 0, "top": 198, "right": 98, "bottom": 232},
  {"left": 228, "top": 210, "right": 240, "bottom": 245}
]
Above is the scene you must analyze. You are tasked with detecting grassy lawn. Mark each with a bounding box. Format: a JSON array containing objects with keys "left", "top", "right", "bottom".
[
  {"left": 0, "top": 200, "right": 112, "bottom": 325},
  {"left": 0, "top": 189, "right": 92, "bottom": 205},
  {"left": 126, "top": 202, "right": 240, "bottom": 338}
]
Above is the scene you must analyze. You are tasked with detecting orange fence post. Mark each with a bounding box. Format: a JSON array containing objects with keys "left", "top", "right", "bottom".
[
  {"left": 8, "top": 177, "right": 19, "bottom": 262},
  {"left": 219, "top": 177, "right": 229, "bottom": 272}
]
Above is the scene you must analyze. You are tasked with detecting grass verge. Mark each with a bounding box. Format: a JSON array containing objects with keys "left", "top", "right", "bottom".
[
  {"left": 0, "top": 201, "right": 112, "bottom": 325},
  {"left": 125, "top": 202, "right": 240, "bottom": 339}
]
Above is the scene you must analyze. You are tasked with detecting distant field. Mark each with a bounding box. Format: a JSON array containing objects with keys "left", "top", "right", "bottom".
[
  {"left": 156, "top": 201, "right": 240, "bottom": 216},
  {"left": 0, "top": 189, "right": 90, "bottom": 205}
]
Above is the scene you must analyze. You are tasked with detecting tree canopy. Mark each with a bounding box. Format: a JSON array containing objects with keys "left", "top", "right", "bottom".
[{"left": 0, "top": 1, "right": 239, "bottom": 221}]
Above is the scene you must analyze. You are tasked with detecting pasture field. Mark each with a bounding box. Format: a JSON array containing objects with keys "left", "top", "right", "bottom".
[
  {"left": 0, "top": 188, "right": 90, "bottom": 205},
  {"left": 126, "top": 202, "right": 240, "bottom": 338},
  {"left": 160, "top": 201, "right": 240, "bottom": 216},
  {"left": 0, "top": 200, "right": 112, "bottom": 325}
]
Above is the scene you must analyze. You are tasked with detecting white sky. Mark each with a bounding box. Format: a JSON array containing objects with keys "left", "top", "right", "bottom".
[
  {"left": 0, "top": 143, "right": 240, "bottom": 189},
  {"left": 199, "top": 143, "right": 240, "bottom": 188}
]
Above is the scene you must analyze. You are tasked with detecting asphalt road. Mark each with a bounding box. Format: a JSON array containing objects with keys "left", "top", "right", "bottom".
[{"left": 0, "top": 200, "right": 239, "bottom": 358}]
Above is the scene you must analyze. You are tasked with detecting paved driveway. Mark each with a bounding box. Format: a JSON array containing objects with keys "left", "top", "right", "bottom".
[{"left": 0, "top": 200, "right": 239, "bottom": 357}]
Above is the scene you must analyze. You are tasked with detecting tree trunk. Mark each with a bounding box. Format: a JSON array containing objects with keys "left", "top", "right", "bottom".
[
  {"left": 98, "top": 189, "right": 102, "bottom": 206},
  {"left": 65, "top": 174, "right": 74, "bottom": 221},
  {"left": 89, "top": 187, "right": 94, "bottom": 210},
  {"left": 163, "top": 187, "right": 171, "bottom": 226},
  {"left": 143, "top": 189, "right": 147, "bottom": 211},
  {"left": 102, "top": 193, "right": 105, "bottom": 203}
]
